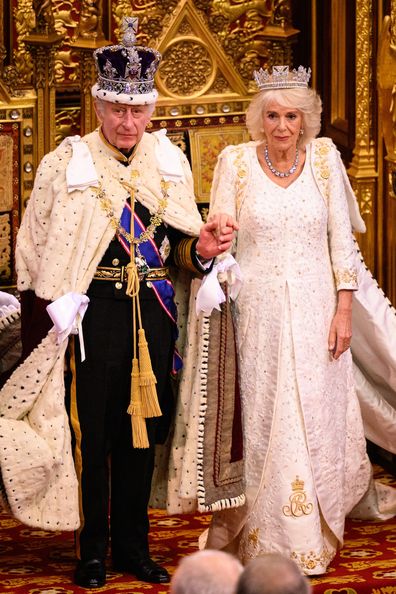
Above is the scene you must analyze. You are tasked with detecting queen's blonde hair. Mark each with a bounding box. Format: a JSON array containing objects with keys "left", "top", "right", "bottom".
[{"left": 246, "top": 87, "right": 322, "bottom": 147}]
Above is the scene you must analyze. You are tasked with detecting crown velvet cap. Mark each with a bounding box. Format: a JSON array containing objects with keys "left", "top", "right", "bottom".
[
  {"left": 92, "top": 16, "right": 161, "bottom": 105},
  {"left": 253, "top": 65, "right": 311, "bottom": 91}
]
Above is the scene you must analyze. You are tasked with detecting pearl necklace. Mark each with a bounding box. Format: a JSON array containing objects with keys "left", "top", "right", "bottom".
[{"left": 264, "top": 144, "right": 299, "bottom": 178}]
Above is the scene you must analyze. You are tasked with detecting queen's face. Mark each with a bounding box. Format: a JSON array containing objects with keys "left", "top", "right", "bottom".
[
  {"left": 98, "top": 101, "right": 152, "bottom": 150},
  {"left": 262, "top": 101, "right": 303, "bottom": 153}
]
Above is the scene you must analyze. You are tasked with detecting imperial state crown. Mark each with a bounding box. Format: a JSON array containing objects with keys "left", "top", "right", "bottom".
[{"left": 91, "top": 16, "right": 161, "bottom": 105}]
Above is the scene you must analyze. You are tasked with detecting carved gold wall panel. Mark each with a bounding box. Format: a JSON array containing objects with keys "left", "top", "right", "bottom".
[
  {"left": 11, "top": 1, "right": 80, "bottom": 87},
  {"left": 347, "top": 0, "right": 377, "bottom": 273},
  {"left": 378, "top": 6, "right": 396, "bottom": 306},
  {"left": 189, "top": 125, "right": 250, "bottom": 202},
  {"left": 378, "top": 15, "right": 396, "bottom": 161},
  {"left": 55, "top": 107, "right": 81, "bottom": 145},
  {"left": 0, "top": 99, "right": 35, "bottom": 285},
  {"left": 0, "top": 135, "right": 13, "bottom": 211},
  {"left": 151, "top": 0, "right": 297, "bottom": 114},
  {"left": 9, "top": 1, "right": 297, "bottom": 98}
]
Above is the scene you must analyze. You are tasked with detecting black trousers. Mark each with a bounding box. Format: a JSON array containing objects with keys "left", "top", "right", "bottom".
[{"left": 69, "top": 287, "right": 174, "bottom": 561}]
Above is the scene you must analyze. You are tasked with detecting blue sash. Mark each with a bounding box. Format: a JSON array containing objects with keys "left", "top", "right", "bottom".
[{"left": 118, "top": 202, "right": 183, "bottom": 373}]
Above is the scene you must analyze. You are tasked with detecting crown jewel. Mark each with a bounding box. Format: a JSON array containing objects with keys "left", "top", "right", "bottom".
[
  {"left": 121, "top": 16, "right": 138, "bottom": 47},
  {"left": 92, "top": 16, "right": 161, "bottom": 104},
  {"left": 253, "top": 65, "right": 311, "bottom": 91}
]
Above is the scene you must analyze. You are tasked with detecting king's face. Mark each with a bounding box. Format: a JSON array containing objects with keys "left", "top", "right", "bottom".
[{"left": 99, "top": 102, "right": 152, "bottom": 150}]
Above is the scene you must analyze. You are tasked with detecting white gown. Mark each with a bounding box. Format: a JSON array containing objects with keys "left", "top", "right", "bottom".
[{"left": 204, "top": 141, "right": 396, "bottom": 574}]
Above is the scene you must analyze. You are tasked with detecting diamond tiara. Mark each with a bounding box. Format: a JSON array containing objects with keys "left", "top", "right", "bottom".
[{"left": 253, "top": 65, "right": 311, "bottom": 91}]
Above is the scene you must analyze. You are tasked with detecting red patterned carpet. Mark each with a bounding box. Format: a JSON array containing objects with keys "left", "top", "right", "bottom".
[{"left": 1, "top": 469, "right": 395, "bottom": 594}]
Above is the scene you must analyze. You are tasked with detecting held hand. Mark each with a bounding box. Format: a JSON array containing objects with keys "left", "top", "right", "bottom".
[
  {"left": 328, "top": 308, "right": 352, "bottom": 360},
  {"left": 196, "top": 214, "right": 239, "bottom": 260},
  {"left": 208, "top": 213, "right": 239, "bottom": 237}
]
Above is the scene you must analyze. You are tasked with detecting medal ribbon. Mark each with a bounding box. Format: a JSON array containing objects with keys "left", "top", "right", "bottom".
[{"left": 118, "top": 201, "right": 182, "bottom": 372}]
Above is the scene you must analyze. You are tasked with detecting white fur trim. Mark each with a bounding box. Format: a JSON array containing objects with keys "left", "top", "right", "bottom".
[{"left": 91, "top": 83, "right": 158, "bottom": 105}]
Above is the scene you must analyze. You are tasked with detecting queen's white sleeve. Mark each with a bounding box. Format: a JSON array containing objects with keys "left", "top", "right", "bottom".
[
  {"left": 209, "top": 147, "right": 238, "bottom": 220},
  {"left": 327, "top": 144, "right": 359, "bottom": 291}
]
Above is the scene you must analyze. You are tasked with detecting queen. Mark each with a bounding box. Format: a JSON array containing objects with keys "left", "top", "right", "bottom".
[{"left": 191, "top": 65, "right": 396, "bottom": 575}]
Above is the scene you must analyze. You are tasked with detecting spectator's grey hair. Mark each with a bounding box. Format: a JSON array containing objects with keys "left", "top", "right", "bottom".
[
  {"left": 236, "top": 553, "right": 311, "bottom": 594},
  {"left": 170, "top": 549, "right": 243, "bottom": 594}
]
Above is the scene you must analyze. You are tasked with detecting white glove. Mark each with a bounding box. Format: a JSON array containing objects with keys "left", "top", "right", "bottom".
[
  {"left": 0, "top": 291, "right": 20, "bottom": 309},
  {"left": 196, "top": 254, "right": 243, "bottom": 315},
  {"left": 46, "top": 292, "right": 90, "bottom": 361}
]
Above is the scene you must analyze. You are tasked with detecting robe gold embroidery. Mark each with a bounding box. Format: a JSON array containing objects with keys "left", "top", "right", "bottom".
[{"left": 282, "top": 476, "right": 314, "bottom": 517}]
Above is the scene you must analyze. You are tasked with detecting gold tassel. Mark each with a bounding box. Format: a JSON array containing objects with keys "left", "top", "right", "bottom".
[
  {"left": 125, "top": 261, "right": 139, "bottom": 298},
  {"left": 127, "top": 357, "right": 149, "bottom": 449},
  {"left": 138, "top": 328, "right": 162, "bottom": 418}
]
